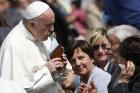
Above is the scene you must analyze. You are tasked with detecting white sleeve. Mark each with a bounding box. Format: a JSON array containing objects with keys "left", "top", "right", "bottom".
[
  {"left": 27, "top": 66, "right": 56, "bottom": 93},
  {"left": 33, "top": 66, "right": 55, "bottom": 89}
]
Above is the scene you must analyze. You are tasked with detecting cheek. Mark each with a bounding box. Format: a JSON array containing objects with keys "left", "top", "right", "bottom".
[
  {"left": 39, "top": 27, "right": 46, "bottom": 33},
  {"left": 39, "top": 27, "right": 48, "bottom": 35},
  {"left": 42, "top": 26, "right": 48, "bottom": 31},
  {"left": 39, "top": 24, "right": 48, "bottom": 31},
  {"left": 83, "top": 59, "right": 92, "bottom": 68},
  {"left": 83, "top": 62, "right": 93, "bottom": 75},
  {"left": 94, "top": 54, "right": 98, "bottom": 59},
  {"left": 112, "top": 45, "right": 119, "bottom": 52}
]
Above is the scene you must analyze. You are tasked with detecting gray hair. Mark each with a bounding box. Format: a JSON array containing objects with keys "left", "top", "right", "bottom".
[
  {"left": 107, "top": 25, "right": 140, "bottom": 42},
  {"left": 23, "top": 16, "right": 40, "bottom": 26}
]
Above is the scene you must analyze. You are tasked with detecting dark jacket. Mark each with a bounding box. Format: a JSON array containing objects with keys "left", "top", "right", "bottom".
[
  {"left": 0, "top": 27, "right": 10, "bottom": 47},
  {"left": 109, "top": 67, "right": 140, "bottom": 93},
  {"left": 107, "top": 62, "right": 120, "bottom": 75},
  {"left": 4, "top": 8, "right": 23, "bottom": 29}
]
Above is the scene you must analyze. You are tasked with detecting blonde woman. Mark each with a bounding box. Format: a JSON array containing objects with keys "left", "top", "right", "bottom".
[{"left": 87, "top": 28, "right": 119, "bottom": 75}]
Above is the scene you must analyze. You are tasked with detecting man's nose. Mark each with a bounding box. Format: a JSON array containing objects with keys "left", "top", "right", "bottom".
[{"left": 49, "top": 25, "right": 54, "bottom": 32}]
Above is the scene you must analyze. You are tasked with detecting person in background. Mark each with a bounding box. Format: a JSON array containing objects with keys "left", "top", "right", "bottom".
[
  {"left": 104, "top": 0, "right": 140, "bottom": 30},
  {"left": 110, "top": 35, "right": 140, "bottom": 93},
  {"left": 0, "top": 1, "right": 70, "bottom": 93},
  {"left": 18, "top": 0, "right": 36, "bottom": 9},
  {"left": 107, "top": 25, "right": 140, "bottom": 64},
  {"left": 67, "top": 0, "right": 88, "bottom": 38},
  {"left": 0, "top": 0, "right": 23, "bottom": 47},
  {"left": 0, "top": 12, "right": 10, "bottom": 47},
  {"left": 70, "top": 40, "right": 111, "bottom": 93},
  {"left": 81, "top": 0, "right": 104, "bottom": 31},
  {"left": 0, "top": 0, "right": 23, "bottom": 29},
  {"left": 87, "top": 28, "right": 119, "bottom": 75},
  {"left": 0, "top": 0, "right": 11, "bottom": 12},
  {"left": 106, "top": 25, "right": 140, "bottom": 91}
]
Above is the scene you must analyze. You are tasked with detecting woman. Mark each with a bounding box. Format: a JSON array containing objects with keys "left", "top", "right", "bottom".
[
  {"left": 87, "top": 28, "right": 119, "bottom": 75},
  {"left": 70, "top": 40, "right": 111, "bottom": 93}
]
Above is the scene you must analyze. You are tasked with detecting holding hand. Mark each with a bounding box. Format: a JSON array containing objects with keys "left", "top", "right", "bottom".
[{"left": 45, "top": 57, "right": 64, "bottom": 74}]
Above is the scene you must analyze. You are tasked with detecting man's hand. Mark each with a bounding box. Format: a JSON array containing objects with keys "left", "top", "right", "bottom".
[
  {"left": 118, "top": 61, "right": 135, "bottom": 83},
  {"left": 45, "top": 58, "right": 64, "bottom": 74},
  {"left": 78, "top": 81, "right": 97, "bottom": 93}
]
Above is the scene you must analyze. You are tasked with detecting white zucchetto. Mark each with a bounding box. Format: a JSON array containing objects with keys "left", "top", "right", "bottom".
[{"left": 23, "top": 1, "right": 50, "bottom": 20}]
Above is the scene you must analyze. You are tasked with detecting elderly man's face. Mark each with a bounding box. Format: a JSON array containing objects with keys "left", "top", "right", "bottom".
[
  {"left": 107, "top": 34, "right": 120, "bottom": 57},
  {"left": 32, "top": 8, "right": 55, "bottom": 41}
]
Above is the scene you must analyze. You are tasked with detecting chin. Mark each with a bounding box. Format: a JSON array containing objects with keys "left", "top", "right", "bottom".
[
  {"left": 79, "top": 70, "right": 87, "bottom": 76},
  {"left": 99, "top": 58, "right": 108, "bottom": 62},
  {"left": 41, "top": 37, "right": 48, "bottom": 41},
  {"left": 99, "top": 56, "right": 108, "bottom": 60}
]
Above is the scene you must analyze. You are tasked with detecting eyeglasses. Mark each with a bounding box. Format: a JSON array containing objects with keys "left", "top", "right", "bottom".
[{"left": 93, "top": 44, "right": 107, "bottom": 50}]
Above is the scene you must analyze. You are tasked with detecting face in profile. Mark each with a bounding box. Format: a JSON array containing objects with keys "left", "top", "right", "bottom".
[
  {"left": 71, "top": 48, "right": 94, "bottom": 77},
  {"left": 31, "top": 8, "right": 55, "bottom": 41},
  {"left": 107, "top": 34, "right": 120, "bottom": 57},
  {"left": 93, "top": 38, "right": 109, "bottom": 63}
]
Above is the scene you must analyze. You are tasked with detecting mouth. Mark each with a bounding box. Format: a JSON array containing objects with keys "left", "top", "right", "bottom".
[
  {"left": 48, "top": 33, "right": 51, "bottom": 36},
  {"left": 97, "top": 55, "right": 107, "bottom": 59},
  {"left": 78, "top": 67, "right": 84, "bottom": 72},
  {"left": 97, "top": 54, "right": 105, "bottom": 57}
]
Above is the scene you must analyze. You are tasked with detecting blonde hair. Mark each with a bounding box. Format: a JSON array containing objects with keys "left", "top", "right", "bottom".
[{"left": 87, "top": 27, "right": 107, "bottom": 46}]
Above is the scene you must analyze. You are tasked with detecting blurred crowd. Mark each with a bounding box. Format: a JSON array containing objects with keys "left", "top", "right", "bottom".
[{"left": 0, "top": 0, "right": 140, "bottom": 93}]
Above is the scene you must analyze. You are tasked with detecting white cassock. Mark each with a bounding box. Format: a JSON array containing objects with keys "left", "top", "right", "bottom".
[
  {"left": 0, "top": 20, "right": 71, "bottom": 93},
  {"left": 0, "top": 78, "right": 27, "bottom": 93}
]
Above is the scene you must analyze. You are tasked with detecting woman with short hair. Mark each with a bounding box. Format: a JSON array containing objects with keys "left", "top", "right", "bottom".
[
  {"left": 87, "top": 28, "right": 119, "bottom": 75},
  {"left": 70, "top": 40, "right": 111, "bottom": 93}
]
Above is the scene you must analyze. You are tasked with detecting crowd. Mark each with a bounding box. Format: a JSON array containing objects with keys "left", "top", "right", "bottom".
[{"left": 0, "top": 0, "right": 140, "bottom": 93}]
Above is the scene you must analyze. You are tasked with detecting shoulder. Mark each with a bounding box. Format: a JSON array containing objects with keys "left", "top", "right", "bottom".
[
  {"left": 94, "top": 66, "right": 111, "bottom": 78},
  {"left": 108, "top": 62, "right": 121, "bottom": 75},
  {"left": 1, "top": 22, "right": 34, "bottom": 49},
  {"left": 90, "top": 67, "right": 111, "bottom": 93},
  {"left": 92, "top": 66, "right": 111, "bottom": 83}
]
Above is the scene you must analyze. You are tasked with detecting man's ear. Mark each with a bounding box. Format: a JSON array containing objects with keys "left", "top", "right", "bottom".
[
  {"left": 28, "top": 21, "right": 36, "bottom": 32},
  {"left": 29, "top": 21, "right": 36, "bottom": 28}
]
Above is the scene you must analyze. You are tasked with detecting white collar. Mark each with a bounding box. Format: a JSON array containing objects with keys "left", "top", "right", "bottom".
[
  {"left": 103, "top": 61, "right": 110, "bottom": 71},
  {"left": 19, "top": 20, "right": 35, "bottom": 41}
]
